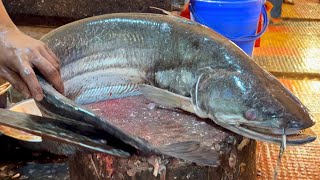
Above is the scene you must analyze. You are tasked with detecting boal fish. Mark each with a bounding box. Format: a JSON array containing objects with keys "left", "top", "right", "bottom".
[{"left": 0, "top": 13, "right": 316, "bottom": 166}]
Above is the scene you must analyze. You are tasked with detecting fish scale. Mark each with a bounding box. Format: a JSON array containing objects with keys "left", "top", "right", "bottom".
[
  {"left": 61, "top": 48, "right": 156, "bottom": 81},
  {"left": 75, "top": 84, "right": 141, "bottom": 105}
]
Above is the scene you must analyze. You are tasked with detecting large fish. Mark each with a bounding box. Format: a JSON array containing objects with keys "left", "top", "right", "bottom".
[{"left": 0, "top": 13, "right": 316, "bottom": 165}]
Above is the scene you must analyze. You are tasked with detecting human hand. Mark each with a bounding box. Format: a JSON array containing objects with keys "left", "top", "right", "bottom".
[{"left": 0, "top": 26, "right": 64, "bottom": 101}]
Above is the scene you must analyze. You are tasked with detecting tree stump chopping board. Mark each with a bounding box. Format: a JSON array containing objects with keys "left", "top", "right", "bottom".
[{"left": 69, "top": 95, "right": 256, "bottom": 180}]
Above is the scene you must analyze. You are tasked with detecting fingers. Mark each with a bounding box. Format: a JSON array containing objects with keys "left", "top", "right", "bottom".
[
  {"left": 32, "top": 53, "right": 64, "bottom": 94},
  {"left": 44, "top": 45, "right": 61, "bottom": 65},
  {"left": 0, "top": 31, "right": 64, "bottom": 100},
  {"left": 40, "top": 45, "right": 60, "bottom": 74},
  {"left": 0, "top": 67, "right": 31, "bottom": 98},
  {"left": 17, "top": 62, "right": 44, "bottom": 101},
  {"left": 40, "top": 49, "right": 60, "bottom": 72},
  {"left": 38, "top": 43, "right": 65, "bottom": 94}
]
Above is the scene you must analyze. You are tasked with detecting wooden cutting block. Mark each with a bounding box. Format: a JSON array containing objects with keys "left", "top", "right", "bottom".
[{"left": 69, "top": 96, "right": 257, "bottom": 180}]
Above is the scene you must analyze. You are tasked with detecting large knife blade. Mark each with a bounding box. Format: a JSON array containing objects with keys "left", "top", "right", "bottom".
[{"left": 0, "top": 108, "right": 131, "bottom": 157}]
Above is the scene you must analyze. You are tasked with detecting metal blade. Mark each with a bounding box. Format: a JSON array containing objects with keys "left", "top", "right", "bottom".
[{"left": 0, "top": 108, "right": 130, "bottom": 157}]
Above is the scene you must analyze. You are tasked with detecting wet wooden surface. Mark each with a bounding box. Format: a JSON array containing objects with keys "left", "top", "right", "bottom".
[
  {"left": 69, "top": 139, "right": 255, "bottom": 180},
  {"left": 68, "top": 96, "right": 257, "bottom": 180}
]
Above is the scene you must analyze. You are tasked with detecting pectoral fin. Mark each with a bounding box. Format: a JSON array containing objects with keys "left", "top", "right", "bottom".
[
  {"left": 158, "top": 141, "right": 220, "bottom": 167},
  {"left": 139, "top": 84, "right": 207, "bottom": 118}
]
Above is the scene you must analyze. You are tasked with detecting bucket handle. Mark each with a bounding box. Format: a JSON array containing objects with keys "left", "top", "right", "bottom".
[{"left": 189, "top": 3, "right": 269, "bottom": 42}]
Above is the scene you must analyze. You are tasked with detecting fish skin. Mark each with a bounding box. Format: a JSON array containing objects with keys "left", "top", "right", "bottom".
[{"left": 28, "top": 13, "right": 315, "bottom": 157}]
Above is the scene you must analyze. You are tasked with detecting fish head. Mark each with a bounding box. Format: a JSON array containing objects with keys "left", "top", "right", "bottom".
[{"left": 194, "top": 69, "right": 316, "bottom": 144}]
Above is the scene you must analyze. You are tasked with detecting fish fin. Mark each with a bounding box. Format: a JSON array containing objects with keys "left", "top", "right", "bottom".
[
  {"left": 139, "top": 84, "right": 193, "bottom": 110},
  {"left": 0, "top": 108, "right": 131, "bottom": 157},
  {"left": 139, "top": 84, "right": 208, "bottom": 118},
  {"left": 158, "top": 141, "right": 220, "bottom": 167},
  {"left": 149, "top": 6, "right": 172, "bottom": 15}
]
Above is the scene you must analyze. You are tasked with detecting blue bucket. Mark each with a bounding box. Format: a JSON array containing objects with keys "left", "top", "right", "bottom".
[{"left": 189, "top": 0, "right": 268, "bottom": 57}]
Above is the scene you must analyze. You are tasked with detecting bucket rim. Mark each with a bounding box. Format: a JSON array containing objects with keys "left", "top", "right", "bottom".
[
  {"left": 190, "top": 0, "right": 266, "bottom": 4},
  {"left": 189, "top": 4, "right": 269, "bottom": 42}
]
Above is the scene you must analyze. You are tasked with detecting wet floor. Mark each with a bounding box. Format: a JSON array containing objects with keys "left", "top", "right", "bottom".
[{"left": 253, "top": 0, "right": 320, "bottom": 179}]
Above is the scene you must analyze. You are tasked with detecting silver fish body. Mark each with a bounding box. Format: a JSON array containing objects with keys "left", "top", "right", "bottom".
[{"left": 36, "top": 13, "right": 315, "bottom": 155}]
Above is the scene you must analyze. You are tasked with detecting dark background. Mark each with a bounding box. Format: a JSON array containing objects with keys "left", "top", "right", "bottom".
[{"left": 3, "top": 0, "right": 172, "bottom": 26}]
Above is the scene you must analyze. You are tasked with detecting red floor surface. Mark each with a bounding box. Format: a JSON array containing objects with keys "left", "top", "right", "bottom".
[{"left": 254, "top": 0, "right": 320, "bottom": 179}]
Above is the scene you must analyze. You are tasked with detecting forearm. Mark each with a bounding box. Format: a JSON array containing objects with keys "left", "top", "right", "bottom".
[{"left": 0, "top": 1, "right": 16, "bottom": 28}]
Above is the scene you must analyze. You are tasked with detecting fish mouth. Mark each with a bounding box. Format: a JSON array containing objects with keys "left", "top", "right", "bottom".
[
  {"left": 236, "top": 125, "right": 316, "bottom": 145},
  {"left": 244, "top": 124, "right": 301, "bottom": 135},
  {"left": 213, "top": 114, "right": 316, "bottom": 145},
  {"left": 244, "top": 125, "right": 317, "bottom": 145}
]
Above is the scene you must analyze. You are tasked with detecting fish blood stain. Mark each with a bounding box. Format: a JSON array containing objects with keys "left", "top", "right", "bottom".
[{"left": 85, "top": 95, "right": 228, "bottom": 147}]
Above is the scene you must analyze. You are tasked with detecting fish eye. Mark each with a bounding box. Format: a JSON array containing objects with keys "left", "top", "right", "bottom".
[{"left": 245, "top": 109, "right": 257, "bottom": 121}]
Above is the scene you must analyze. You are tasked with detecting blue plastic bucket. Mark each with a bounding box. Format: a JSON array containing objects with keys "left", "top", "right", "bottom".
[{"left": 189, "top": 0, "right": 268, "bottom": 57}]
